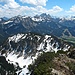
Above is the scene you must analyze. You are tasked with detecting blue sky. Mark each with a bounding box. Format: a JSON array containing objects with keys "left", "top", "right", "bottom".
[
  {"left": 46, "top": 0, "right": 75, "bottom": 10},
  {"left": 0, "top": 0, "right": 75, "bottom": 18}
]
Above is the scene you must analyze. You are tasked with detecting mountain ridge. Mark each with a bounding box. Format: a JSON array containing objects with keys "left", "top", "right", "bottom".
[
  {"left": 0, "top": 13, "right": 75, "bottom": 45},
  {"left": 0, "top": 32, "right": 71, "bottom": 75}
]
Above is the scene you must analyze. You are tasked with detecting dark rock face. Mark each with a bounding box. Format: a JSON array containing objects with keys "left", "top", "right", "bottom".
[
  {"left": 0, "top": 14, "right": 75, "bottom": 45},
  {"left": 68, "top": 48, "right": 75, "bottom": 59},
  {"left": 0, "top": 56, "right": 17, "bottom": 75}
]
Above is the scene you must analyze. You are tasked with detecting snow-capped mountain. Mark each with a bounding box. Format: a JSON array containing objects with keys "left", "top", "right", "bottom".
[
  {"left": 0, "top": 13, "right": 75, "bottom": 45},
  {"left": 0, "top": 13, "right": 75, "bottom": 46},
  {"left": 0, "top": 33, "right": 70, "bottom": 75},
  {"left": 0, "top": 13, "right": 75, "bottom": 75}
]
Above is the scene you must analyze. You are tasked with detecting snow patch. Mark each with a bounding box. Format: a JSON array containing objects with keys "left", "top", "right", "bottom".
[
  {"left": 6, "top": 50, "right": 42, "bottom": 75},
  {"left": 4, "top": 21, "right": 13, "bottom": 24},
  {"left": 32, "top": 17, "right": 43, "bottom": 22},
  {"left": 22, "top": 16, "right": 28, "bottom": 19},
  {"left": 0, "top": 18, "right": 2, "bottom": 21},
  {"left": 8, "top": 34, "right": 24, "bottom": 43}
]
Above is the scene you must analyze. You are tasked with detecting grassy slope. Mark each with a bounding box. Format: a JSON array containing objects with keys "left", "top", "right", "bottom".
[{"left": 62, "top": 36, "right": 75, "bottom": 44}]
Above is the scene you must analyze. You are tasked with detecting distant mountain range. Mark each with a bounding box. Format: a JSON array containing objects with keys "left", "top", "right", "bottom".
[{"left": 0, "top": 13, "right": 75, "bottom": 45}]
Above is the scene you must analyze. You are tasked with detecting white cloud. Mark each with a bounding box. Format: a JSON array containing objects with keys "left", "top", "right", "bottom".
[
  {"left": 47, "top": 6, "right": 63, "bottom": 14},
  {"left": 66, "top": 5, "right": 75, "bottom": 13},
  {"left": 20, "top": 0, "right": 48, "bottom": 6},
  {"left": 65, "top": 5, "right": 75, "bottom": 16},
  {"left": 34, "top": 6, "right": 63, "bottom": 15},
  {"left": 70, "top": 5, "right": 75, "bottom": 12},
  {"left": 0, "top": 0, "right": 5, "bottom": 3},
  {"left": 0, "top": 0, "right": 63, "bottom": 18},
  {"left": 0, "top": 0, "right": 20, "bottom": 8}
]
